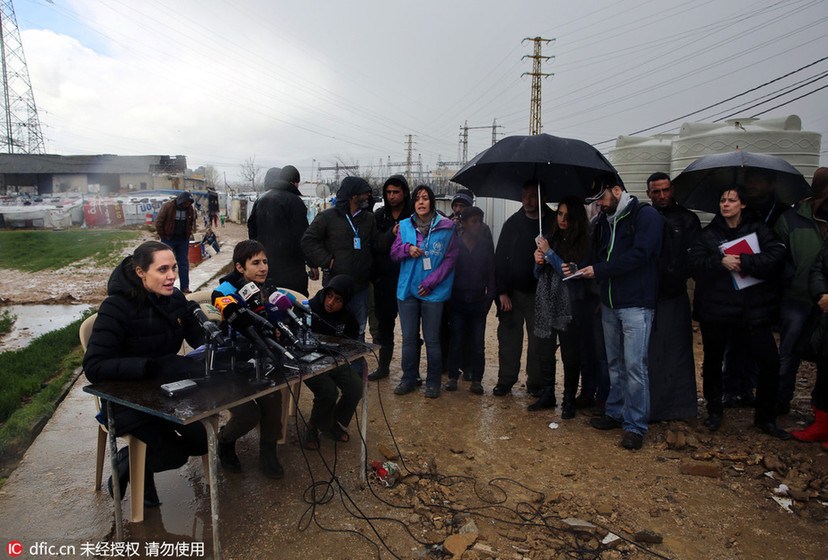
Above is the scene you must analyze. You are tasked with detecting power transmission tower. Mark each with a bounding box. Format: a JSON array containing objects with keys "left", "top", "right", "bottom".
[
  {"left": 459, "top": 120, "right": 504, "bottom": 163},
  {"left": 521, "top": 36, "right": 554, "bottom": 135},
  {"left": 405, "top": 134, "right": 414, "bottom": 187},
  {"left": 0, "top": 0, "right": 46, "bottom": 154}
]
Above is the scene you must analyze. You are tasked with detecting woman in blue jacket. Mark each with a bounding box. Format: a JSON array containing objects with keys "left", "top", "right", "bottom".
[{"left": 390, "top": 185, "right": 458, "bottom": 398}]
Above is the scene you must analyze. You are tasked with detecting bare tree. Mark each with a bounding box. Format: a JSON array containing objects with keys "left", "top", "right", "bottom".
[
  {"left": 240, "top": 156, "right": 262, "bottom": 192},
  {"left": 202, "top": 165, "right": 222, "bottom": 191}
]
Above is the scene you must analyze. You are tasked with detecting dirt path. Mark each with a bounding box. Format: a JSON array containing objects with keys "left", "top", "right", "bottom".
[{"left": 0, "top": 221, "right": 825, "bottom": 559}]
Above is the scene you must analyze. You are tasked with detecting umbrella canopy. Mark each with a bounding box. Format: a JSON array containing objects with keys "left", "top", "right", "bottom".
[
  {"left": 450, "top": 134, "right": 619, "bottom": 203},
  {"left": 671, "top": 151, "right": 811, "bottom": 214}
]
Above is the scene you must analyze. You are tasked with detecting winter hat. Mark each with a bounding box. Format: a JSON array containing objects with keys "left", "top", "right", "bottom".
[{"left": 280, "top": 165, "right": 300, "bottom": 184}]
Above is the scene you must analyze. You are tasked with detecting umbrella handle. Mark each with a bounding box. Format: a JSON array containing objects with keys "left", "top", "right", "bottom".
[{"left": 538, "top": 182, "right": 543, "bottom": 238}]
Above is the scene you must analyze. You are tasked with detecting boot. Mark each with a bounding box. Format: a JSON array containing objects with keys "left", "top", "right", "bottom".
[
  {"left": 218, "top": 440, "right": 242, "bottom": 472},
  {"left": 791, "top": 407, "right": 828, "bottom": 442},
  {"left": 561, "top": 394, "right": 576, "bottom": 420},
  {"left": 259, "top": 444, "right": 284, "bottom": 479},
  {"left": 107, "top": 447, "right": 130, "bottom": 500},
  {"left": 528, "top": 368, "right": 556, "bottom": 411},
  {"left": 144, "top": 471, "right": 161, "bottom": 508}
]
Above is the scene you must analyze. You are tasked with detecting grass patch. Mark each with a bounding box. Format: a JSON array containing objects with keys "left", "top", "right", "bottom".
[
  {"left": 0, "top": 309, "right": 16, "bottom": 336},
  {"left": 0, "top": 229, "right": 140, "bottom": 272},
  {"left": 0, "top": 314, "right": 89, "bottom": 423}
]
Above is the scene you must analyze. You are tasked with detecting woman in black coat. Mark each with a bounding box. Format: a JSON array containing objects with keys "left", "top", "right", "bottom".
[
  {"left": 83, "top": 240, "right": 208, "bottom": 505},
  {"left": 689, "top": 186, "right": 789, "bottom": 439}
]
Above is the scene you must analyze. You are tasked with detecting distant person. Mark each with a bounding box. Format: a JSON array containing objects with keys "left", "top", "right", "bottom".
[
  {"left": 791, "top": 244, "right": 828, "bottom": 448},
  {"left": 154, "top": 192, "right": 196, "bottom": 294},
  {"left": 302, "top": 176, "right": 378, "bottom": 340},
  {"left": 201, "top": 228, "right": 220, "bottom": 258},
  {"left": 492, "top": 181, "right": 554, "bottom": 397},
  {"left": 579, "top": 175, "right": 662, "bottom": 450},
  {"left": 445, "top": 206, "right": 494, "bottom": 395},
  {"left": 531, "top": 195, "right": 592, "bottom": 419},
  {"left": 302, "top": 275, "right": 364, "bottom": 449},
  {"left": 644, "top": 172, "right": 700, "bottom": 421},
  {"left": 773, "top": 167, "right": 828, "bottom": 415},
  {"left": 689, "top": 185, "right": 789, "bottom": 439},
  {"left": 368, "top": 174, "right": 412, "bottom": 381},
  {"left": 248, "top": 165, "right": 318, "bottom": 296},
  {"left": 83, "top": 241, "right": 207, "bottom": 506},
  {"left": 207, "top": 188, "right": 220, "bottom": 228},
  {"left": 391, "top": 185, "right": 458, "bottom": 398},
  {"left": 210, "top": 240, "right": 284, "bottom": 478}
]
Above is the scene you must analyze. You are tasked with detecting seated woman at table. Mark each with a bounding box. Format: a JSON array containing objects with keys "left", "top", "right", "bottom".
[
  {"left": 83, "top": 240, "right": 208, "bottom": 507},
  {"left": 302, "top": 274, "right": 364, "bottom": 450},
  {"left": 210, "top": 239, "right": 284, "bottom": 478}
]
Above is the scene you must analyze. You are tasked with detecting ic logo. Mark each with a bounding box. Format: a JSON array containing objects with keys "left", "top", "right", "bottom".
[{"left": 7, "top": 541, "right": 23, "bottom": 557}]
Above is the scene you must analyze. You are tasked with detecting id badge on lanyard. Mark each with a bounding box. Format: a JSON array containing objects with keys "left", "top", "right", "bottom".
[
  {"left": 347, "top": 214, "right": 361, "bottom": 250},
  {"left": 421, "top": 215, "right": 436, "bottom": 271}
]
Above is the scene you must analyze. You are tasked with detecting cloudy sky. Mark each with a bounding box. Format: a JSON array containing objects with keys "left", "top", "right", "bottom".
[{"left": 14, "top": 0, "right": 828, "bottom": 184}]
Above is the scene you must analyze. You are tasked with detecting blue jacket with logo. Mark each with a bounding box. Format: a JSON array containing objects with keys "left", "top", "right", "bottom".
[{"left": 392, "top": 214, "right": 458, "bottom": 302}]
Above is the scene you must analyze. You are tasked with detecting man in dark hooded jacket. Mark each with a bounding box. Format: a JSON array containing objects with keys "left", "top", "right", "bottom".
[
  {"left": 301, "top": 176, "right": 378, "bottom": 340},
  {"left": 248, "top": 165, "right": 317, "bottom": 296},
  {"left": 155, "top": 191, "right": 196, "bottom": 293},
  {"left": 367, "top": 174, "right": 412, "bottom": 380}
]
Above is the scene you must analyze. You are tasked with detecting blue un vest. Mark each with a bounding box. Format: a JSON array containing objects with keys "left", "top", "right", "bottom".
[{"left": 396, "top": 217, "right": 455, "bottom": 302}]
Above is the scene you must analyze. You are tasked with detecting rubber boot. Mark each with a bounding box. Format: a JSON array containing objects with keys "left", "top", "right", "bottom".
[
  {"left": 528, "top": 368, "right": 556, "bottom": 411},
  {"left": 791, "top": 407, "right": 828, "bottom": 442},
  {"left": 144, "top": 471, "right": 161, "bottom": 508},
  {"left": 107, "top": 447, "right": 130, "bottom": 500}
]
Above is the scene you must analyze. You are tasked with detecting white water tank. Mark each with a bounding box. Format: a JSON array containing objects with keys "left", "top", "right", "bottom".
[
  {"left": 670, "top": 115, "right": 821, "bottom": 182},
  {"left": 608, "top": 134, "right": 675, "bottom": 199}
]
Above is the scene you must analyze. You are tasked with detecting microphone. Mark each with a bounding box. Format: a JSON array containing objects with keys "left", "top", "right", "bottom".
[
  {"left": 274, "top": 319, "right": 302, "bottom": 348},
  {"left": 187, "top": 300, "right": 226, "bottom": 346},
  {"left": 214, "top": 295, "right": 275, "bottom": 337},
  {"left": 268, "top": 291, "right": 303, "bottom": 326},
  {"left": 238, "top": 282, "right": 266, "bottom": 314},
  {"left": 276, "top": 288, "right": 318, "bottom": 318}
]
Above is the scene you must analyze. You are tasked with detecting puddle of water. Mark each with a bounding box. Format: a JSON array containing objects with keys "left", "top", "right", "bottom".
[{"left": 0, "top": 303, "right": 91, "bottom": 352}]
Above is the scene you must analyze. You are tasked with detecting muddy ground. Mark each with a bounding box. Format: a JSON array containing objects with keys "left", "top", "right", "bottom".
[{"left": 0, "top": 221, "right": 826, "bottom": 559}]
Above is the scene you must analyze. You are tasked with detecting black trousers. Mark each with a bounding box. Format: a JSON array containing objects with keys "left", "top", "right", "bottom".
[
  {"left": 129, "top": 417, "right": 208, "bottom": 474},
  {"left": 372, "top": 276, "right": 399, "bottom": 376},
  {"left": 700, "top": 321, "right": 780, "bottom": 423}
]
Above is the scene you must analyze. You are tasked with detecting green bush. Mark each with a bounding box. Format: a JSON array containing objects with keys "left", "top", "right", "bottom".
[{"left": 0, "top": 310, "right": 15, "bottom": 336}]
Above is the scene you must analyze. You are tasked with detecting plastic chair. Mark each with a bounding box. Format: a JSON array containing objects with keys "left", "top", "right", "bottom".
[{"left": 80, "top": 313, "right": 213, "bottom": 523}]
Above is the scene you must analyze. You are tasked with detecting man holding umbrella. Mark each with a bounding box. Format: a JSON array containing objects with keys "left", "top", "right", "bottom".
[
  {"left": 578, "top": 176, "right": 662, "bottom": 450},
  {"left": 492, "top": 181, "right": 555, "bottom": 397}
]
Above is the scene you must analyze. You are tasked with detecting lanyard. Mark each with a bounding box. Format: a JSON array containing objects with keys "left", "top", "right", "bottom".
[{"left": 345, "top": 214, "right": 359, "bottom": 237}]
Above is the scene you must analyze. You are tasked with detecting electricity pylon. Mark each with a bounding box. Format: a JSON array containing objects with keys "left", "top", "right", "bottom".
[
  {"left": 0, "top": 0, "right": 46, "bottom": 153},
  {"left": 522, "top": 37, "right": 554, "bottom": 136}
]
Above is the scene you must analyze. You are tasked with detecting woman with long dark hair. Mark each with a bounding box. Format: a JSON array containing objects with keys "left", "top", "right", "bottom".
[
  {"left": 84, "top": 240, "right": 208, "bottom": 505},
  {"left": 689, "top": 186, "right": 789, "bottom": 438},
  {"left": 530, "top": 195, "right": 592, "bottom": 418}
]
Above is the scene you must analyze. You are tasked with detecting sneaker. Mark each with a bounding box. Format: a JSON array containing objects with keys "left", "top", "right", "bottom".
[
  {"left": 445, "top": 379, "right": 458, "bottom": 391},
  {"left": 424, "top": 385, "right": 440, "bottom": 399},
  {"left": 620, "top": 431, "right": 643, "bottom": 450},
  {"left": 590, "top": 414, "right": 622, "bottom": 430},
  {"left": 367, "top": 370, "right": 389, "bottom": 381},
  {"left": 469, "top": 382, "right": 484, "bottom": 395},
  {"left": 394, "top": 382, "right": 417, "bottom": 395},
  {"left": 492, "top": 383, "right": 512, "bottom": 397}
]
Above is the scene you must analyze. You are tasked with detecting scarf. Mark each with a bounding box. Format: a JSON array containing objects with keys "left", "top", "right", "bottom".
[
  {"left": 534, "top": 264, "right": 572, "bottom": 339},
  {"left": 414, "top": 213, "right": 434, "bottom": 238}
]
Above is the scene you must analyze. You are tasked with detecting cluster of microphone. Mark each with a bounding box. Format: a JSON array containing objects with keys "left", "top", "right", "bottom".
[{"left": 187, "top": 281, "right": 319, "bottom": 364}]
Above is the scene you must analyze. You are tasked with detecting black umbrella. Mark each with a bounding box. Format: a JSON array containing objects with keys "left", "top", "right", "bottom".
[
  {"left": 671, "top": 150, "right": 811, "bottom": 214},
  {"left": 451, "top": 133, "right": 618, "bottom": 203}
]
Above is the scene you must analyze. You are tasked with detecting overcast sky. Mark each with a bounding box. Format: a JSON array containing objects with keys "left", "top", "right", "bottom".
[{"left": 14, "top": 0, "right": 828, "bottom": 184}]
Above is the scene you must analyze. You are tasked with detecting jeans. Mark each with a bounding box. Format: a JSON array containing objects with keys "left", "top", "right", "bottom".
[
  {"left": 398, "top": 297, "right": 444, "bottom": 388},
  {"left": 347, "top": 288, "right": 370, "bottom": 341},
  {"left": 447, "top": 299, "right": 491, "bottom": 382},
  {"left": 778, "top": 297, "right": 812, "bottom": 404},
  {"left": 304, "top": 363, "right": 364, "bottom": 430},
  {"left": 601, "top": 305, "right": 654, "bottom": 435},
  {"left": 162, "top": 237, "right": 190, "bottom": 291}
]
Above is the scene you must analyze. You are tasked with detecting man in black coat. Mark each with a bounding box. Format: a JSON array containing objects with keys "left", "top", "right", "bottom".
[
  {"left": 368, "top": 174, "right": 412, "bottom": 380},
  {"left": 248, "top": 165, "right": 317, "bottom": 296},
  {"left": 645, "top": 172, "right": 701, "bottom": 421},
  {"left": 301, "top": 176, "right": 378, "bottom": 340}
]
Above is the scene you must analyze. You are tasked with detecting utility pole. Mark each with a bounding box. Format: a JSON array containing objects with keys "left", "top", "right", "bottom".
[
  {"left": 0, "top": 0, "right": 46, "bottom": 153},
  {"left": 491, "top": 119, "right": 503, "bottom": 145},
  {"left": 522, "top": 36, "right": 554, "bottom": 135},
  {"left": 460, "top": 120, "right": 504, "bottom": 162}
]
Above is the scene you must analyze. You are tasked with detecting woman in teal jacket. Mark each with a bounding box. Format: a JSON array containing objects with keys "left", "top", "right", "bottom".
[{"left": 390, "top": 185, "right": 458, "bottom": 398}]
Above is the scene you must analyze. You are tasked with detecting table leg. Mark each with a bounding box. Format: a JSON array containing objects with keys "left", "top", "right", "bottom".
[
  {"left": 106, "top": 401, "right": 124, "bottom": 541},
  {"left": 202, "top": 418, "right": 222, "bottom": 560},
  {"left": 359, "top": 360, "right": 368, "bottom": 486}
]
